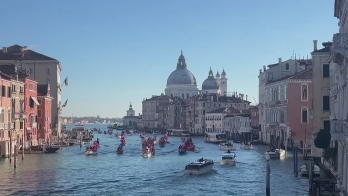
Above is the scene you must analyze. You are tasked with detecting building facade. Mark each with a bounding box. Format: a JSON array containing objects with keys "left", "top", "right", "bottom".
[
  {"left": 123, "top": 103, "right": 140, "bottom": 128},
  {"left": 21, "top": 78, "right": 39, "bottom": 146},
  {"left": 311, "top": 40, "right": 332, "bottom": 157},
  {"left": 0, "top": 73, "right": 15, "bottom": 157},
  {"left": 328, "top": 0, "right": 348, "bottom": 193},
  {"left": 37, "top": 84, "right": 53, "bottom": 141},
  {"left": 0, "top": 45, "right": 62, "bottom": 136}
]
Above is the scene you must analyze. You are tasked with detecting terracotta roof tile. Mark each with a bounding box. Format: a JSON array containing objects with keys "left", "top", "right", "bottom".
[{"left": 289, "top": 68, "right": 312, "bottom": 80}]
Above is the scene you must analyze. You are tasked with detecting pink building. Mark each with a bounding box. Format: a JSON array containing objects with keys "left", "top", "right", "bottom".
[
  {"left": 287, "top": 68, "right": 313, "bottom": 147},
  {"left": 249, "top": 106, "right": 259, "bottom": 139}
]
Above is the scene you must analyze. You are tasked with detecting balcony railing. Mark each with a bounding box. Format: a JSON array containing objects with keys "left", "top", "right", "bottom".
[
  {"left": 331, "top": 120, "right": 346, "bottom": 141},
  {"left": 31, "top": 122, "right": 37, "bottom": 128}
]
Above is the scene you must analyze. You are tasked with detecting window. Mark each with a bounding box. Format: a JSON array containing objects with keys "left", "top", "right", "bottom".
[
  {"left": 1, "top": 86, "right": 5, "bottom": 97},
  {"left": 301, "top": 85, "right": 308, "bottom": 101},
  {"left": 38, "top": 110, "right": 42, "bottom": 118},
  {"left": 46, "top": 78, "right": 50, "bottom": 84},
  {"left": 29, "top": 68, "right": 34, "bottom": 74},
  {"left": 46, "top": 68, "right": 51, "bottom": 74},
  {"left": 323, "top": 120, "right": 330, "bottom": 130},
  {"left": 322, "top": 64, "right": 329, "bottom": 77},
  {"left": 301, "top": 108, "right": 308, "bottom": 123},
  {"left": 29, "top": 84, "right": 33, "bottom": 90},
  {"left": 323, "top": 96, "right": 330, "bottom": 110},
  {"left": 7, "top": 87, "right": 11, "bottom": 97},
  {"left": 268, "top": 73, "right": 273, "bottom": 81},
  {"left": 285, "top": 63, "right": 289, "bottom": 70}
]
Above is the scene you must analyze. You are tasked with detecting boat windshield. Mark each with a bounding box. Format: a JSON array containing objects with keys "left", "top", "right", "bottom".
[
  {"left": 185, "top": 164, "right": 201, "bottom": 170},
  {"left": 222, "top": 156, "right": 234, "bottom": 160}
]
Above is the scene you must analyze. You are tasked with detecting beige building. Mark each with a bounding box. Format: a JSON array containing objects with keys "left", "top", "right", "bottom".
[
  {"left": 0, "top": 45, "right": 62, "bottom": 135},
  {"left": 311, "top": 40, "right": 332, "bottom": 157}
]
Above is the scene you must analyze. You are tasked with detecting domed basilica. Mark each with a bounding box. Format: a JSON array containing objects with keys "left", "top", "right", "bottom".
[{"left": 165, "top": 51, "right": 228, "bottom": 99}]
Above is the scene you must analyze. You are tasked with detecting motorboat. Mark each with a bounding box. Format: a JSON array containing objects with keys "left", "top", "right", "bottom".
[
  {"left": 115, "top": 133, "right": 121, "bottom": 139},
  {"left": 300, "top": 164, "right": 320, "bottom": 177},
  {"left": 264, "top": 148, "right": 286, "bottom": 159},
  {"left": 219, "top": 142, "right": 236, "bottom": 151},
  {"left": 240, "top": 143, "right": 253, "bottom": 150},
  {"left": 221, "top": 150, "right": 236, "bottom": 166},
  {"left": 44, "top": 146, "right": 60, "bottom": 153},
  {"left": 184, "top": 158, "right": 214, "bottom": 175}
]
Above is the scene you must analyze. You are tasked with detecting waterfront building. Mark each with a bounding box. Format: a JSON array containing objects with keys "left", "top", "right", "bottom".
[
  {"left": 310, "top": 40, "right": 332, "bottom": 157},
  {"left": 0, "top": 72, "right": 14, "bottom": 157},
  {"left": 21, "top": 77, "right": 39, "bottom": 146},
  {"left": 167, "top": 98, "right": 187, "bottom": 129},
  {"left": 206, "top": 107, "right": 251, "bottom": 139},
  {"left": 122, "top": 103, "right": 140, "bottom": 128},
  {"left": 249, "top": 105, "right": 260, "bottom": 139},
  {"left": 258, "top": 56, "right": 312, "bottom": 146},
  {"left": 165, "top": 51, "right": 199, "bottom": 99},
  {"left": 141, "top": 94, "right": 171, "bottom": 130},
  {"left": 186, "top": 93, "right": 250, "bottom": 135},
  {"left": 37, "top": 84, "right": 53, "bottom": 141},
  {"left": 328, "top": 0, "right": 348, "bottom": 193},
  {"left": 0, "top": 45, "right": 62, "bottom": 136}
]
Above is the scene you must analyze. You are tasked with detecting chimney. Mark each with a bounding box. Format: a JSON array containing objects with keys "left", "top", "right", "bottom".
[
  {"left": 2, "top": 47, "right": 7, "bottom": 53},
  {"left": 278, "top": 58, "right": 282, "bottom": 64},
  {"left": 313, "top": 40, "right": 318, "bottom": 51},
  {"left": 246, "top": 95, "right": 248, "bottom": 101},
  {"left": 263, "top": 66, "right": 266, "bottom": 71},
  {"left": 259, "top": 69, "right": 262, "bottom": 74}
]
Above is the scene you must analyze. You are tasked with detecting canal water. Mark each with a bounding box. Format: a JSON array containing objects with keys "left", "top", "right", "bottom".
[{"left": 0, "top": 124, "right": 309, "bottom": 196}]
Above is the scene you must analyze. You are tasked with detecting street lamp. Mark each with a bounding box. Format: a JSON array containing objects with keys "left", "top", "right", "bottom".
[{"left": 265, "top": 152, "right": 271, "bottom": 196}]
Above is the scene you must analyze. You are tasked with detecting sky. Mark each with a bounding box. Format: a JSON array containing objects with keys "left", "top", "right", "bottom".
[{"left": 0, "top": 0, "right": 338, "bottom": 118}]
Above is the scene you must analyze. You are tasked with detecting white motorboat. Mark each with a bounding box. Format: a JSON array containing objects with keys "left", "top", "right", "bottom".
[
  {"left": 264, "top": 149, "right": 286, "bottom": 159},
  {"left": 183, "top": 158, "right": 214, "bottom": 175},
  {"left": 85, "top": 150, "right": 96, "bottom": 155},
  {"left": 219, "top": 142, "right": 236, "bottom": 151},
  {"left": 221, "top": 150, "right": 236, "bottom": 166},
  {"left": 240, "top": 143, "right": 253, "bottom": 150},
  {"left": 300, "top": 164, "right": 320, "bottom": 177}
]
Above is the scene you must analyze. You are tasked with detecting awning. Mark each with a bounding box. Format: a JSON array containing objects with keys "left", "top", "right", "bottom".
[{"left": 31, "top": 97, "right": 40, "bottom": 106}]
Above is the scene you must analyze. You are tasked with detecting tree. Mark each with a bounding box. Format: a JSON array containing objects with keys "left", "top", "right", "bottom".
[{"left": 314, "top": 128, "right": 331, "bottom": 149}]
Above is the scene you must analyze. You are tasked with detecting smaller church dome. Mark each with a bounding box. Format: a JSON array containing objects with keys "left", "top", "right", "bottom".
[
  {"left": 221, "top": 69, "right": 226, "bottom": 76},
  {"left": 202, "top": 67, "right": 219, "bottom": 90},
  {"left": 215, "top": 70, "right": 220, "bottom": 78}
]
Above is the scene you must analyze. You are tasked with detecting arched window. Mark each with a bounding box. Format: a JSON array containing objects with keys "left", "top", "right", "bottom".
[
  {"left": 301, "top": 85, "right": 308, "bottom": 101},
  {"left": 301, "top": 108, "right": 308, "bottom": 123}
]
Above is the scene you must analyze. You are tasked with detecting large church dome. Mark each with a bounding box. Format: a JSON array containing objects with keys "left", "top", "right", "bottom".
[
  {"left": 202, "top": 68, "right": 219, "bottom": 90},
  {"left": 166, "top": 51, "right": 197, "bottom": 86}
]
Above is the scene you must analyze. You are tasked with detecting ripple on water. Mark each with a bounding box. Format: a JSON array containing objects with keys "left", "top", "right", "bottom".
[{"left": 0, "top": 126, "right": 310, "bottom": 196}]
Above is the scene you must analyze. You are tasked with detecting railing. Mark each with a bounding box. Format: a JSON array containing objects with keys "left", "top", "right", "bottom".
[
  {"left": 31, "top": 122, "right": 37, "bottom": 128},
  {"left": 14, "top": 114, "right": 20, "bottom": 119}
]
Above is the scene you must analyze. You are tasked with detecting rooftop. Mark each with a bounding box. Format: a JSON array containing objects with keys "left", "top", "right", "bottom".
[{"left": 0, "top": 45, "right": 57, "bottom": 61}]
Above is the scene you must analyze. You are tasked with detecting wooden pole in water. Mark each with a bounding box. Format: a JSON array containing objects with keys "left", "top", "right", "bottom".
[
  {"left": 22, "top": 129, "right": 24, "bottom": 160},
  {"left": 14, "top": 144, "right": 17, "bottom": 169},
  {"left": 266, "top": 156, "right": 271, "bottom": 196},
  {"left": 9, "top": 131, "right": 12, "bottom": 163}
]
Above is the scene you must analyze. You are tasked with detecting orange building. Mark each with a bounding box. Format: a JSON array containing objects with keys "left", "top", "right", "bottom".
[
  {"left": 37, "top": 84, "right": 53, "bottom": 140},
  {"left": 0, "top": 72, "right": 15, "bottom": 157}
]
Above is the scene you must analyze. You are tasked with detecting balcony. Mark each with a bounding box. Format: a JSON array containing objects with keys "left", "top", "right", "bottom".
[
  {"left": 31, "top": 122, "right": 37, "bottom": 128},
  {"left": 331, "top": 120, "right": 346, "bottom": 141},
  {"left": 332, "top": 33, "right": 347, "bottom": 66},
  {"left": 20, "top": 114, "right": 26, "bottom": 119},
  {"left": 14, "top": 114, "right": 20, "bottom": 119}
]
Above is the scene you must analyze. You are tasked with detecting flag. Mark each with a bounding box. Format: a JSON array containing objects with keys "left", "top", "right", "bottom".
[
  {"left": 62, "top": 99, "right": 68, "bottom": 107},
  {"left": 61, "top": 76, "right": 68, "bottom": 87}
]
